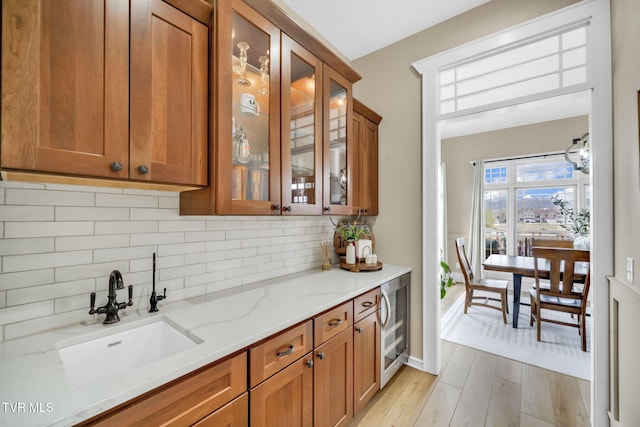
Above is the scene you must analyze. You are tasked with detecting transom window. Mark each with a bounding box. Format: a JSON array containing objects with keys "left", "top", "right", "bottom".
[
  {"left": 439, "top": 26, "right": 587, "bottom": 115},
  {"left": 483, "top": 154, "right": 589, "bottom": 257}
]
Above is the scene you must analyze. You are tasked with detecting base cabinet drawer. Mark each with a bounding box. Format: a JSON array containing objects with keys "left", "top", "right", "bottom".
[
  {"left": 193, "top": 393, "right": 248, "bottom": 427},
  {"left": 250, "top": 354, "right": 314, "bottom": 427},
  {"left": 78, "top": 351, "right": 247, "bottom": 427}
]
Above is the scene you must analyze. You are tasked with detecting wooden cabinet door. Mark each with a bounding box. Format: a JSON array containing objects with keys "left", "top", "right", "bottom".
[
  {"left": 353, "top": 312, "right": 381, "bottom": 417},
  {"left": 322, "top": 65, "right": 355, "bottom": 216},
  {"left": 280, "top": 34, "right": 323, "bottom": 215},
  {"left": 250, "top": 354, "right": 314, "bottom": 427},
  {"left": 130, "top": 0, "right": 208, "bottom": 186},
  {"left": 353, "top": 100, "right": 381, "bottom": 216},
  {"left": 193, "top": 393, "right": 248, "bottom": 427},
  {"left": 1, "top": 0, "right": 129, "bottom": 178},
  {"left": 314, "top": 329, "right": 354, "bottom": 427}
]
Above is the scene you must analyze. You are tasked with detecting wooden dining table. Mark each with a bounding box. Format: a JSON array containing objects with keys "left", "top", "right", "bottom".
[{"left": 483, "top": 254, "right": 589, "bottom": 328}]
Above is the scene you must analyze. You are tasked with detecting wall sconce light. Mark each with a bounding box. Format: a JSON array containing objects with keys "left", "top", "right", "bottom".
[{"left": 564, "top": 132, "right": 589, "bottom": 175}]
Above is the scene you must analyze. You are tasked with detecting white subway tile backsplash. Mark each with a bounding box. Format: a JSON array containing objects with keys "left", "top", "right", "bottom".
[
  {"left": 5, "top": 221, "right": 94, "bottom": 238},
  {"left": 95, "top": 221, "right": 158, "bottom": 235},
  {"left": 56, "top": 234, "right": 129, "bottom": 252},
  {"left": 0, "top": 269, "right": 54, "bottom": 291},
  {"left": 7, "top": 279, "right": 94, "bottom": 306},
  {"left": 0, "top": 181, "right": 337, "bottom": 342},
  {"left": 94, "top": 245, "right": 155, "bottom": 264},
  {"left": 6, "top": 188, "right": 95, "bottom": 206},
  {"left": 0, "top": 205, "right": 54, "bottom": 221},
  {"left": 130, "top": 207, "right": 179, "bottom": 221},
  {"left": 130, "top": 232, "right": 184, "bottom": 246},
  {"left": 96, "top": 193, "right": 158, "bottom": 208},
  {"left": 0, "top": 301, "right": 53, "bottom": 324},
  {"left": 3, "top": 250, "right": 93, "bottom": 273},
  {"left": 55, "top": 206, "right": 129, "bottom": 221},
  {"left": 0, "top": 238, "right": 54, "bottom": 256}
]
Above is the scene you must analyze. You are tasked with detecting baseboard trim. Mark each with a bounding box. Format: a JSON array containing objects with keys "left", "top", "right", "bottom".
[{"left": 406, "top": 355, "right": 424, "bottom": 371}]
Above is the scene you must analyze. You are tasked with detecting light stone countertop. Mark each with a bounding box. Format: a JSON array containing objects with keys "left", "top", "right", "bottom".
[{"left": 0, "top": 264, "right": 411, "bottom": 426}]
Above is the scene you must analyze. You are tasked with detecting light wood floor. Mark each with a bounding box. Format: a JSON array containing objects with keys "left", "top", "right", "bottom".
[{"left": 353, "top": 283, "right": 591, "bottom": 427}]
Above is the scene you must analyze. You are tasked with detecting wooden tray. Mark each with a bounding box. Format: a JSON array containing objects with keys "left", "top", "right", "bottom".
[{"left": 339, "top": 260, "right": 383, "bottom": 272}]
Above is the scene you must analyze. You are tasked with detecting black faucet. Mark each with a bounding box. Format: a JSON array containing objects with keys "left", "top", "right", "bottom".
[
  {"left": 89, "top": 270, "right": 133, "bottom": 324},
  {"left": 149, "top": 252, "right": 166, "bottom": 312}
]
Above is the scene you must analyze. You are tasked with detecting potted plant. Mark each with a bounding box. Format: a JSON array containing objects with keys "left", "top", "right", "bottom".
[
  {"left": 334, "top": 216, "right": 372, "bottom": 264},
  {"left": 440, "top": 259, "right": 455, "bottom": 299},
  {"left": 550, "top": 195, "right": 590, "bottom": 249}
]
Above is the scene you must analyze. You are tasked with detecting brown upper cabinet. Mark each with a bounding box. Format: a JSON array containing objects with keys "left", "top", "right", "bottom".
[
  {"left": 1, "top": 0, "right": 209, "bottom": 187},
  {"left": 353, "top": 99, "right": 382, "bottom": 216},
  {"left": 180, "top": 0, "right": 362, "bottom": 216}
]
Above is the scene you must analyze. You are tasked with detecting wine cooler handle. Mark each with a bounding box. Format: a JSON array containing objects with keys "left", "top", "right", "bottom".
[{"left": 380, "top": 289, "right": 391, "bottom": 328}]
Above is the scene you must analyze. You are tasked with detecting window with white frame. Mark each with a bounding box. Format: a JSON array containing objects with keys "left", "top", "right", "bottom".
[
  {"left": 483, "top": 154, "right": 589, "bottom": 257},
  {"left": 439, "top": 25, "right": 587, "bottom": 116}
]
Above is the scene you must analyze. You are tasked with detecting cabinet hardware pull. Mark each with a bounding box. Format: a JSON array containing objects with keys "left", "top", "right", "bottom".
[
  {"left": 137, "top": 165, "right": 149, "bottom": 174},
  {"left": 276, "top": 344, "right": 295, "bottom": 357},
  {"left": 110, "top": 162, "right": 123, "bottom": 172},
  {"left": 306, "top": 360, "right": 314, "bottom": 368},
  {"left": 355, "top": 327, "right": 362, "bottom": 333},
  {"left": 283, "top": 206, "right": 292, "bottom": 212},
  {"left": 323, "top": 206, "right": 330, "bottom": 212},
  {"left": 317, "top": 352, "right": 325, "bottom": 360},
  {"left": 271, "top": 204, "right": 281, "bottom": 211},
  {"left": 362, "top": 301, "right": 374, "bottom": 308},
  {"left": 328, "top": 318, "right": 343, "bottom": 327}
]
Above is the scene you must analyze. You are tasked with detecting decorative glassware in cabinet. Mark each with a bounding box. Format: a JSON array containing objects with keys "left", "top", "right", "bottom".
[
  {"left": 328, "top": 81, "right": 348, "bottom": 206},
  {"left": 281, "top": 35, "right": 322, "bottom": 214},
  {"left": 231, "top": 11, "right": 271, "bottom": 201}
]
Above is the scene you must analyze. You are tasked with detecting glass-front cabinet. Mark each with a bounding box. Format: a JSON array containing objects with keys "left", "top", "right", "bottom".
[
  {"left": 180, "top": 0, "right": 364, "bottom": 217},
  {"left": 323, "top": 65, "right": 355, "bottom": 215},
  {"left": 215, "top": 0, "right": 281, "bottom": 214},
  {"left": 280, "top": 35, "right": 323, "bottom": 215}
]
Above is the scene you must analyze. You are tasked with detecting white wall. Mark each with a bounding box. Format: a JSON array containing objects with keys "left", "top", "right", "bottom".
[
  {"left": 610, "top": 0, "right": 640, "bottom": 424},
  {"left": 0, "top": 181, "right": 336, "bottom": 342},
  {"left": 351, "top": 0, "right": 580, "bottom": 361}
]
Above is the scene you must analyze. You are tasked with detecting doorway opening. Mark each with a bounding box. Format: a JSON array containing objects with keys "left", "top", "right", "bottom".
[{"left": 412, "top": 1, "right": 612, "bottom": 425}]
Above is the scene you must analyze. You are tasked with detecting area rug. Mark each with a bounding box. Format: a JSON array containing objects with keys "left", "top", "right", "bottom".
[{"left": 441, "top": 294, "right": 590, "bottom": 380}]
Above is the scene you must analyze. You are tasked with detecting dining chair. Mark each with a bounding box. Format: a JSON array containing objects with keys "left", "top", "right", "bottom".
[
  {"left": 529, "top": 247, "right": 591, "bottom": 351},
  {"left": 531, "top": 238, "right": 573, "bottom": 249},
  {"left": 455, "top": 237, "right": 509, "bottom": 324}
]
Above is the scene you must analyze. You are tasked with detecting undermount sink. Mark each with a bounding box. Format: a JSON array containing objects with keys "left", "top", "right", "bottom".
[{"left": 58, "top": 318, "right": 200, "bottom": 390}]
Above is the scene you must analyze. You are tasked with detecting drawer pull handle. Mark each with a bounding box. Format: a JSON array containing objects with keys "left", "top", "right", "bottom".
[
  {"left": 276, "top": 345, "right": 295, "bottom": 357},
  {"left": 362, "top": 301, "right": 374, "bottom": 308},
  {"left": 328, "top": 319, "right": 343, "bottom": 327}
]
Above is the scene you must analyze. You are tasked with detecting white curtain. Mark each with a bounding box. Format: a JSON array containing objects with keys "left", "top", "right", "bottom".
[{"left": 468, "top": 160, "right": 484, "bottom": 278}]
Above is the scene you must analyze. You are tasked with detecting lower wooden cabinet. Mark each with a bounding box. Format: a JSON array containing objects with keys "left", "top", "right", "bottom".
[
  {"left": 353, "top": 312, "right": 381, "bottom": 417},
  {"left": 314, "top": 328, "right": 354, "bottom": 427},
  {"left": 250, "top": 354, "right": 314, "bottom": 427},
  {"left": 77, "top": 351, "right": 247, "bottom": 426},
  {"left": 193, "top": 393, "right": 248, "bottom": 427}
]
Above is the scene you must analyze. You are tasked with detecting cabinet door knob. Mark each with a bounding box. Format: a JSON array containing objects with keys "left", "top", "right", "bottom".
[
  {"left": 137, "top": 165, "right": 149, "bottom": 175},
  {"left": 283, "top": 206, "right": 292, "bottom": 212},
  {"left": 317, "top": 352, "right": 325, "bottom": 360},
  {"left": 271, "top": 204, "right": 281, "bottom": 211},
  {"left": 110, "top": 162, "right": 123, "bottom": 172},
  {"left": 355, "top": 327, "right": 362, "bottom": 333},
  {"left": 323, "top": 206, "right": 330, "bottom": 212},
  {"left": 306, "top": 360, "right": 314, "bottom": 368}
]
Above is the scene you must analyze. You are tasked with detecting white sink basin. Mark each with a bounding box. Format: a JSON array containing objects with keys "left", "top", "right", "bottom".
[{"left": 58, "top": 318, "right": 200, "bottom": 390}]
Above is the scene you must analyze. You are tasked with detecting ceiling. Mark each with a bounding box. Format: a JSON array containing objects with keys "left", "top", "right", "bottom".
[
  {"left": 279, "top": 0, "right": 491, "bottom": 61},
  {"left": 278, "top": 0, "right": 589, "bottom": 137}
]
